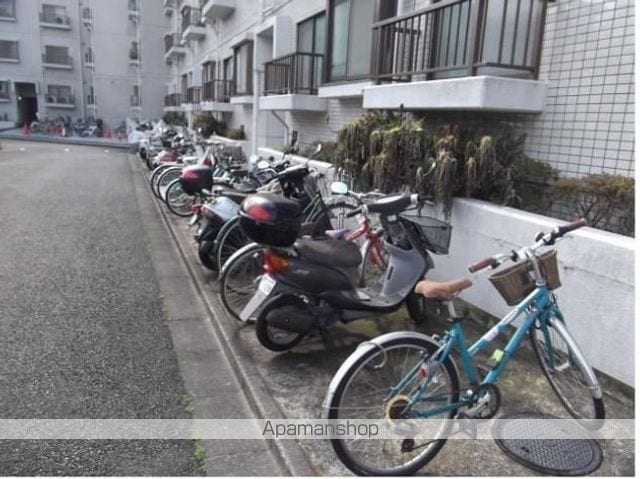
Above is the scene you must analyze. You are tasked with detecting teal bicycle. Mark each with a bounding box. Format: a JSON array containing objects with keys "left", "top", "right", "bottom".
[{"left": 323, "top": 219, "right": 604, "bottom": 476}]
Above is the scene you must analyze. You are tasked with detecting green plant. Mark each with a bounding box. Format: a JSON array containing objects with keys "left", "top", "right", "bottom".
[
  {"left": 552, "top": 174, "right": 634, "bottom": 236},
  {"left": 193, "top": 113, "right": 227, "bottom": 138},
  {"left": 162, "top": 111, "right": 187, "bottom": 126},
  {"left": 225, "top": 126, "right": 246, "bottom": 140},
  {"left": 300, "top": 140, "right": 338, "bottom": 164},
  {"left": 192, "top": 439, "right": 206, "bottom": 472}
]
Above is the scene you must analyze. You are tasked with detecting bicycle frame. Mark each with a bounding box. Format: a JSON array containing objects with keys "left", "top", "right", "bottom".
[{"left": 397, "top": 286, "right": 557, "bottom": 418}]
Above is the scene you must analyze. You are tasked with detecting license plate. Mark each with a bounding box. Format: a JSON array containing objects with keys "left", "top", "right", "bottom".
[
  {"left": 240, "top": 275, "right": 276, "bottom": 322},
  {"left": 189, "top": 214, "right": 199, "bottom": 226}
]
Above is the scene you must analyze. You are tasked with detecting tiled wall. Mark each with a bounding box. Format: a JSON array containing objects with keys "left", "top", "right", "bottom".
[{"left": 521, "top": 0, "right": 635, "bottom": 177}]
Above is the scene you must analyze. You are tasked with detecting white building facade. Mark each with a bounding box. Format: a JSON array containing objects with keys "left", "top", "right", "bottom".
[
  {"left": 0, "top": 0, "right": 171, "bottom": 129},
  {"left": 163, "top": 0, "right": 633, "bottom": 178}
]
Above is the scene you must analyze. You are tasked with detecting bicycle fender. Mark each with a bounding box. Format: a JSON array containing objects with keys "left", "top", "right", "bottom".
[{"left": 321, "top": 332, "right": 455, "bottom": 419}]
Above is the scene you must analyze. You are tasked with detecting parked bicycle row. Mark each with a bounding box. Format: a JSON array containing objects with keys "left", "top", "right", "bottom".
[{"left": 134, "top": 130, "right": 604, "bottom": 476}]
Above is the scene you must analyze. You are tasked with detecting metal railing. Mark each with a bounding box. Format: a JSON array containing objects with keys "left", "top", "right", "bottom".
[
  {"left": 181, "top": 6, "right": 203, "bottom": 32},
  {"left": 164, "top": 33, "right": 181, "bottom": 53},
  {"left": 164, "top": 93, "right": 183, "bottom": 106},
  {"left": 371, "top": 0, "right": 547, "bottom": 82},
  {"left": 186, "top": 86, "right": 201, "bottom": 104},
  {"left": 42, "top": 53, "right": 72, "bottom": 66},
  {"left": 264, "top": 52, "right": 323, "bottom": 95},
  {"left": 203, "top": 79, "right": 234, "bottom": 102},
  {"left": 39, "top": 11, "right": 71, "bottom": 26},
  {"left": 45, "top": 94, "right": 75, "bottom": 105}
]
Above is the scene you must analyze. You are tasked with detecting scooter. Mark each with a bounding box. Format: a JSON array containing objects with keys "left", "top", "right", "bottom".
[{"left": 238, "top": 192, "right": 448, "bottom": 351}]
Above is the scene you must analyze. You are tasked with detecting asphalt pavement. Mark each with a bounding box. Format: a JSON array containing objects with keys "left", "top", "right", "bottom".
[{"left": 0, "top": 141, "right": 200, "bottom": 475}]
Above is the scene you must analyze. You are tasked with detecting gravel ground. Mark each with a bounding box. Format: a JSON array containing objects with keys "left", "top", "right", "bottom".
[{"left": 0, "top": 141, "right": 201, "bottom": 475}]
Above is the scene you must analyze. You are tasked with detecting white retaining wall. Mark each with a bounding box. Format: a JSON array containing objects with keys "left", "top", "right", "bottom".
[{"left": 259, "top": 147, "right": 635, "bottom": 386}]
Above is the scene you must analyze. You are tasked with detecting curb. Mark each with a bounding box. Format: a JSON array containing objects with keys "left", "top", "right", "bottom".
[
  {"left": 130, "top": 154, "right": 317, "bottom": 477},
  {"left": 0, "top": 133, "right": 129, "bottom": 149}
]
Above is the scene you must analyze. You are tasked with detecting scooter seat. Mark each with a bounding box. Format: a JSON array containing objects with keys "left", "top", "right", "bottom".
[{"left": 294, "top": 239, "right": 361, "bottom": 268}]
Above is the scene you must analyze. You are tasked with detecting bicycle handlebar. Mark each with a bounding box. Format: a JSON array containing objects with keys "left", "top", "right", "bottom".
[{"left": 468, "top": 218, "right": 588, "bottom": 273}]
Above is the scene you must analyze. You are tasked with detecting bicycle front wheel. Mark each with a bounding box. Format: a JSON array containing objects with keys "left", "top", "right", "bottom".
[
  {"left": 530, "top": 314, "right": 605, "bottom": 421},
  {"left": 216, "top": 220, "right": 250, "bottom": 274},
  {"left": 327, "top": 335, "right": 459, "bottom": 476},
  {"left": 165, "top": 179, "right": 195, "bottom": 217}
]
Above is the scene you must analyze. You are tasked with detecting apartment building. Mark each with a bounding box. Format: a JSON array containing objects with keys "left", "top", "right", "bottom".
[
  {"left": 164, "top": 0, "right": 634, "bottom": 178},
  {"left": 0, "top": 0, "right": 171, "bottom": 128}
]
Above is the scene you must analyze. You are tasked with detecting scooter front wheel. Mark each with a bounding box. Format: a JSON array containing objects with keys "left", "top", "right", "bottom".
[{"left": 255, "top": 295, "right": 307, "bottom": 352}]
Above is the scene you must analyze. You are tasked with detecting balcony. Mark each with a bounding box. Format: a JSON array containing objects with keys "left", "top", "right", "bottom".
[
  {"left": 39, "top": 11, "right": 71, "bottom": 29},
  {"left": 128, "top": 0, "right": 139, "bottom": 22},
  {"left": 163, "top": 0, "right": 175, "bottom": 16},
  {"left": 129, "top": 48, "right": 140, "bottom": 67},
  {"left": 260, "top": 52, "right": 326, "bottom": 112},
  {"left": 81, "top": 8, "right": 92, "bottom": 28},
  {"left": 164, "top": 93, "right": 183, "bottom": 110},
  {"left": 200, "top": 0, "right": 235, "bottom": 21},
  {"left": 181, "top": 6, "right": 205, "bottom": 41},
  {"left": 45, "top": 94, "right": 75, "bottom": 108},
  {"left": 202, "top": 80, "right": 234, "bottom": 112},
  {"left": 363, "top": 0, "right": 548, "bottom": 113},
  {"left": 186, "top": 86, "right": 202, "bottom": 104},
  {"left": 0, "top": 1, "right": 16, "bottom": 21},
  {"left": 0, "top": 42, "right": 18, "bottom": 63},
  {"left": 42, "top": 53, "right": 73, "bottom": 70},
  {"left": 164, "top": 33, "right": 186, "bottom": 63}
]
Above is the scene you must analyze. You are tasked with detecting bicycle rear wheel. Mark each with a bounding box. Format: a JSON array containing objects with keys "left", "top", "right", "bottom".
[
  {"left": 327, "top": 335, "right": 459, "bottom": 476},
  {"left": 530, "top": 314, "right": 605, "bottom": 422},
  {"left": 220, "top": 245, "right": 264, "bottom": 321},
  {"left": 156, "top": 167, "right": 182, "bottom": 201}
]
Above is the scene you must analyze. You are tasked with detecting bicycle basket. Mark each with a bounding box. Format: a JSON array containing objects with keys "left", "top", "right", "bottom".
[
  {"left": 489, "top": 250, "right": 561, "bottom": 306},
  {"left": 399, "top": 211, "right": 452, "bottom": 255}
]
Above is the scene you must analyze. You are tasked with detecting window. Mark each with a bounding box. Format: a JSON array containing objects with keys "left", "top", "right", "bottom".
[
  {"left": 223, "top": 57, "right": 231, "bottom": 82},
  {"left": 41, "top": 4, "right": 69, "bottom": 24},
  {"left": 203, "top": 61, "right": 216, "bottom": 82},
  {"left": 85, "top": 47, "right": 94, "bottom": 63},
  {"left": 131, "top": 85, "right": 140, "bottom": 105},
  {"left": 87, "top": 86, "right": 96, "bottom": 104},
  {"left": 327, "top": 0, "right": 396, "bottom": 81},
  {"left": 0, "top": 0, "right": 15, "bottom": 19},
  {"left": 181, "top": 74, "right": 188, "bottom": 97},
  {"left": 44, "top": 45, "right": 69, "bottom": 64},
  {"left": 0, "top": 81, "right": 9, "bottom": 100},
  {"left": 298, "top": 12, "right": 325, "bottom": 54},
  {"left": 233, "top": 41, "right": 253, "bottom": 95},
  {"left": 82, "top": 6, "right": 91, "bottom": 20},
  {"left": 0, "top": 40, "right": 18, "bottom": 60},
  {"left": 46, "top": 84, "right": 73, "bottom": 103}
]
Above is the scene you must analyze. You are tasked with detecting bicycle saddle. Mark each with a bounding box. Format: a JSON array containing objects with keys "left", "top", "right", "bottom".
[{"left": 415, "top": 278, "right": 472, "bottom": 300}]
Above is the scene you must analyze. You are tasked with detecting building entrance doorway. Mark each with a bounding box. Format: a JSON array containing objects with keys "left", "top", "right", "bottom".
[{"left": 15, "top": 82, "right": 38, "bottom": 125}]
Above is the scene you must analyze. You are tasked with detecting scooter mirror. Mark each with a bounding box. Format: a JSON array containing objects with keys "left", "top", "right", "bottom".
[
  {"left": 313, "top": 143, "right": 322, "bottom": 156},
  {"left": 330, "top": 182, "right": 348, "bottom": 195},
  {"left": 257, "top": 160, "right": 270, "bottom": 170}
]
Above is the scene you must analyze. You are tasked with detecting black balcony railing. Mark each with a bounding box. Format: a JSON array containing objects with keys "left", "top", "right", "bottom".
[
  {"left": 181, "top": 6, "right": 203, "bottom": 33},
  {"left": 186, "top": 86, "right": 201, "bottom": 104},
  {"left": 264, "top": 52, "right": 323, "bottom": 95},
  {"left": 39, "top": 11, "right": 71, "bottom": 26},
  {"left": 42, "top": 53, "right": 72, "bottom": 66},
  {"left": 164, "top": 33, "right": 181, "bottom": 53},
  {"left": 371, "top": 0, "right": 547, "bottom": 82},
  {"left": 203, "top": 80, "right": 234, "bottom": 102},
  {"left": 164, "top": 93, "right": 183, "bottom": 106}
]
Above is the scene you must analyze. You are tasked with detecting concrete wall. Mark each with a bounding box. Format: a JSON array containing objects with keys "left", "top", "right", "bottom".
[{"left": 259, "top": 146, "right": 635, "bottom": 387}]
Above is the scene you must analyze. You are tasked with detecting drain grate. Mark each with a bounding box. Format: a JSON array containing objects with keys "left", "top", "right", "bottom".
[{"left": 493, "top": 412, "right": 603, "bottom": 476}]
